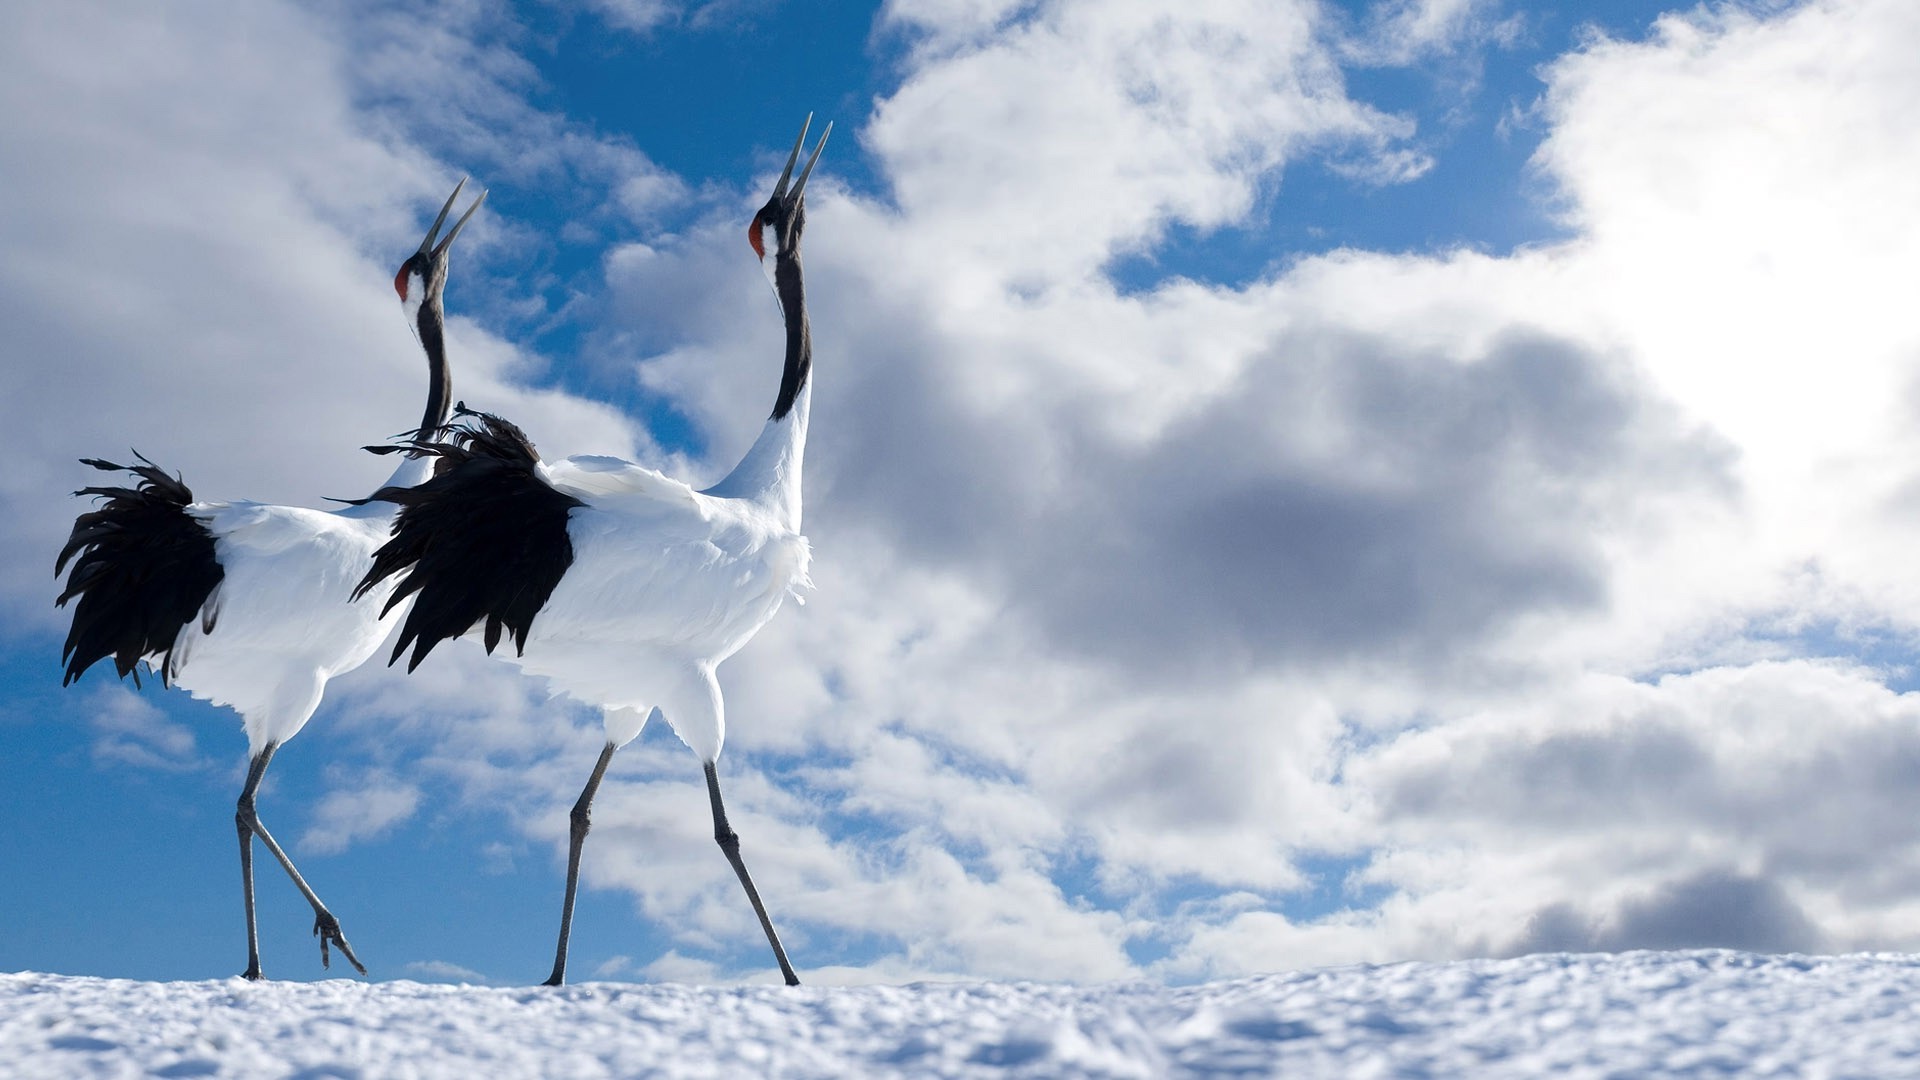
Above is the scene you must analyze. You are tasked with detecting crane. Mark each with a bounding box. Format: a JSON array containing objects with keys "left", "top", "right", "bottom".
[
  {"left": 55, "top": 180, "right": 486, "bottom": 980},
  {"left": 354, "top": 117, "right": 830, "bottom": 987}
]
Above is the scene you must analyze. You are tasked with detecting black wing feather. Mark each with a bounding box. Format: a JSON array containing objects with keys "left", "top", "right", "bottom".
[
  {"left": 56, "top": 455, "right": 224, "bottom": 688},
  {"left": 354, "top": 406, "right": 583, "bottom": 672}
]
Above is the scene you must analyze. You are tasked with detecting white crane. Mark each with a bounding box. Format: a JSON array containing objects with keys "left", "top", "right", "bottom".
[
  {"left": 355, "top": 117, "right": 830, "bottom": 987},
  {"left": 56, "top": 181, "right": 486, "bottom": 980}
]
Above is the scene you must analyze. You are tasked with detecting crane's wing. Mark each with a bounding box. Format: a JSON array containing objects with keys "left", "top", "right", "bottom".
[
  {"left": 199, "top": 501, "right": 354, "bottom": 556},
  {"left": 355, "top": 408, "right": 585, "bottom": 672},
  {"left": 541, "top": 454, "right": 700, "bottom": 511}
]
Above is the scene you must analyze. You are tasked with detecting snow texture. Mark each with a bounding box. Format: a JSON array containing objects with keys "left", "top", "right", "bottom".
[{"left": 7, "top": 951, "right": 1920, "bottom": 1077}]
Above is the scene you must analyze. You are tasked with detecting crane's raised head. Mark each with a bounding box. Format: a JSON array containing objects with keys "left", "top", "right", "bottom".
[
  {"left": 394, "top": 179, "right": 487, "bottom": 327},
  {"left": 749, "top": 115, "right": 830, "bottom": 263}
]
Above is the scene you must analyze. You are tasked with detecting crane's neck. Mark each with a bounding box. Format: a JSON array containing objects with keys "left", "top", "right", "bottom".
[
  {"left": 378, "top": 298, "right": 455, "bottom": 492},
  {"left": 705, "top": 250, "right": 810, "bottom": 529}
]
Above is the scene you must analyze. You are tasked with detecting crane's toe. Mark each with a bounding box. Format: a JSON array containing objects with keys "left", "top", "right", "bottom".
[{"left": 312, "top": 910, "right": 368, "bottom": 976}]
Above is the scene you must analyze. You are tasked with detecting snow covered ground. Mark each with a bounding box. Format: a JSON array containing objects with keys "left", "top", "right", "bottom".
[{"left": 7, "top": 950, "right": 1920, "bottom": 1078}]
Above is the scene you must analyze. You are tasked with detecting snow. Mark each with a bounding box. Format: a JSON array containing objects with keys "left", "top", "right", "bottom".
[{"left": 8, "top": 951, "right": 1920, "bottom": 1078}]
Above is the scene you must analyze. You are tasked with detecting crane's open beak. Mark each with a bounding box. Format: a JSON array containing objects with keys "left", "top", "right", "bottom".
[
  {"left": 772, "top": 114, "right": 832, "bottom": 202},
  {"left": 397, "top": 179, "right": 488, "bottom": 302},
  {"left": 419, "top": 178, "right": 488, "bottom": 259},
  {"left": 752, "top": 116, "right": 832, "bottom": 261}
]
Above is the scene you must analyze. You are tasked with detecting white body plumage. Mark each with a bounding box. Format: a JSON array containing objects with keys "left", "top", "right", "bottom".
[
  {"left": 506, "top": 387, "right": 812, "bottom": 760},
  {"left": 169, "top": 481, "right": 423, "bottom": 756}
]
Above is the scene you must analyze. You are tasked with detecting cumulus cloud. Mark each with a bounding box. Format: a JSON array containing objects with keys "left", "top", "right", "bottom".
[
  {"left": 405, "top": 959, "right": 497, "bottom": 983},
  {"left": 1516, "top": 870, "right": 1825, "bottom": 956},
  {"left": 299, "top": 772, "right": 423, "bottom": 854},
  {"left": 575, "top": 0, "right": 766, "bottom": 34},
  {"left": 1341, "top": 0, "right": 1521, "bottom": 64},
  {"left": 338, "top": 0, "right": 691, "bottom": 232},
  {"left": 869, "top": 0, "right": 1421, "bottom": 284},
  {"left": 1333, "top": 660, "right": 1920, "bottom": 968},
  {"left": 83, "top": 686, "right": 206, "bottom": 772},
  {"left": 581, "top": 0, "right": 678, "bottom": 32}
]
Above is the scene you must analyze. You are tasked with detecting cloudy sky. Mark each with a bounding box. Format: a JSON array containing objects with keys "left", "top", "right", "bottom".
[{"left": 5, "top": 0, "right": 1919, "bottom": 987}]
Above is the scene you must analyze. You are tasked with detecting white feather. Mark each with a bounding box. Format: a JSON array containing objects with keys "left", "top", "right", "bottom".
[
  {"left": 165, "top": 495, "right": 415, "bottom": 756},
  {"left": 539, "top": 455, "right": 700, "bottom": 507},
  {"left": 495, "top": 445, "right": 812, "bottom": 762}
]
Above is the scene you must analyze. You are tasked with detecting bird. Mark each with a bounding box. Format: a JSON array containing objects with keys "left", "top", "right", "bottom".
[
  {"left": 353, "top": 116, "right": 831, "bottom": 987},
  {"left": 55, "top": 180, "right": 486, "bottom": 980}
]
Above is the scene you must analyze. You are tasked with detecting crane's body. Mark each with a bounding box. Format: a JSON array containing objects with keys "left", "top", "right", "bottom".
[
  {"left": 518, "top": 452, "right": 812, "bottom": 759},
  {"left": 164, "top": 499, "right": 413, "bottom": 753},
  {"left": 359, "top": 118, "right": 829, "bottom": 986},
  {"left": 56, "top": 181, "right": 484, "bottom": 979}
]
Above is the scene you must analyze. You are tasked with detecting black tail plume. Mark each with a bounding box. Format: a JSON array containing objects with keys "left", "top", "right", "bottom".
[
  {"left": 56, "top": 455, "right": 223, "bottom": 688},
  {"left": 353, "top": 405, "right": 582, "bottom": 672}
]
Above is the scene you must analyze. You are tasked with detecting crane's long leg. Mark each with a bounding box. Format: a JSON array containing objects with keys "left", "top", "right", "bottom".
[
  {"left": 705, "top": 761, "right": 800, "bottom": 986},
  {"left": 236, "top": 748, "right": 270, "bottom": 980},
  {"left": 235, "top": 741, "right": 366, "bottom": 979},
  {"left": 545, "top": 741, "right": 617, "bottom": 987}
]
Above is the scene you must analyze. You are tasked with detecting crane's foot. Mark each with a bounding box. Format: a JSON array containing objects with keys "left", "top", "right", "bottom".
[
  {"left": 241, "top": 963, "right": 265, "bottom": 982},
  {"left": 313, "top": 910, "right": 368, "bottom": 975}
]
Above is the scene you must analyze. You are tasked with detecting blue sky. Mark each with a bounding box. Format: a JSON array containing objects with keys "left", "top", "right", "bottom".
[{"left": 6, "top": 0, "right": 1920, "bottom": 987}]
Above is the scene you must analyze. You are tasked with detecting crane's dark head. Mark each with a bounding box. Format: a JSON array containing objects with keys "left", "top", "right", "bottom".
[
  {"left": 749, "top": 115, "right": 830, "bottom": 264},
  {"left": 394, "top": 178, "right": 486, "bottom": 328}
]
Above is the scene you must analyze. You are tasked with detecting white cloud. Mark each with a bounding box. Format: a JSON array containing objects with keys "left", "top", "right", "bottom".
[
  {"left": 1538, "top": 0, "right": 1920, "bottom": 475},
  {"left": 573, "top": 0, "right": 770, "bottom": 34},
  {"left": 299, "top": 771, "right": 423, "bottom": 854},
  {"left": 84, "top": 686, "right": 206, "bottom": 772},
  {"left": 1314, "top": 661, "right": 1920, "bottom": 967},
  {"left": 339, "top": 0, "right": 690, "bottom": 227},
  {"left": 869, "top": 0, "right": 1421, "bottom": 285},
  {"left": 1344, "top": 0, "right": 1520, "bottom": 64},
  {"left": 583, "top": 0, "right": 678, "bottom": 32},
  {"left": 405, "top": 959, "right": 497, "bottom": 983}
]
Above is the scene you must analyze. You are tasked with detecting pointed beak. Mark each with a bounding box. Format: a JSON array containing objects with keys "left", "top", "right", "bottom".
[
  {"left": 433, "top": 188, "right": 487, "bottom": 259},
  {"left": 792, "top": 121, "right": 831, "bottom": 199},
  {"left": 771, "top": 115, "right": 832, "bottom": 202},
  {"left": 418, "top": 178, "right": 487, "bottom": 258},
  {"left": 770, "top": 117, "right": 807, "bottom": 201}
]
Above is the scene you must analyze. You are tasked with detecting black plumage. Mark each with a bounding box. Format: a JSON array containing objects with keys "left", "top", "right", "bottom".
[
  {"left": 56, "top": 455, "right": 224, "bottom": 688},
  {"left": 766, "top": 200, "right": 811, "bottom": 423},
  {"left": 355, "top": 405, "right": 583, "bottom": 672}
]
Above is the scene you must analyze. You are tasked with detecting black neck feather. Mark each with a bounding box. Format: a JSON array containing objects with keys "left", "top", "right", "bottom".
[
  {"left": 770, "top": 252, "right": 810, "bottom": 422},
  {"left": 416, "top": 304, "right": 453, "bottom": 442}
]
